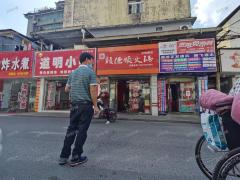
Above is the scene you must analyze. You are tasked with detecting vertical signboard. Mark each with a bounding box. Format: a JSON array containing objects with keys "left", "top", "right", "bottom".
[{"left": 157, "top": 79, "right": 167, "bottom": 113}]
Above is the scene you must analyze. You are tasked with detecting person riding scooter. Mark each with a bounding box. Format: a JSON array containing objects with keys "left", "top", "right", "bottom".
[{"left": 97, "top": 90, "right": 111, "bottom": 124}]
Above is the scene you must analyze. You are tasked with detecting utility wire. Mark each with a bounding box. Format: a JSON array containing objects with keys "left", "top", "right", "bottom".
[
  {"left": 229, "top": 30, "right": 240, "bottom": 35},
  {"left": 222, "top": 19, "right": 240, "bottom": 29}
]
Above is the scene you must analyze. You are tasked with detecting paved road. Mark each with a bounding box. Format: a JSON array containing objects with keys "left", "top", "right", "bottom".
[{"left": 0, "top": 115, "right": 206, "bottom": 180}]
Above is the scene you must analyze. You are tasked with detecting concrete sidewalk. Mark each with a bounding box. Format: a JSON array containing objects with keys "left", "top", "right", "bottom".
[{"left": 5, "top": 111, "right": 200, "bottom": 124}]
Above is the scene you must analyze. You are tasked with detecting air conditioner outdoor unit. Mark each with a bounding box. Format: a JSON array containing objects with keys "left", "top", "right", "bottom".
[{"left": 179, "top": 25, "right": 191, "bottom": 30}]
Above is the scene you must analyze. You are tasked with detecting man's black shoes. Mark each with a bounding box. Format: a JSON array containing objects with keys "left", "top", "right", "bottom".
[
  {"left": 69, "top": 156, "right": 88, "bottom": 167},
  {"left": 58, "top": 157, "right": 68, "bottom": 165}
]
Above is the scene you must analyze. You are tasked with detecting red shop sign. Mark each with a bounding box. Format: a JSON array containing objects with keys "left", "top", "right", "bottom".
[
  {"left": 177, "top": 38, "right": 215, "bottom": 54},
  {"left": 0, "top": 51, "right": 33, "bottom": 79},
  {"left": 34, "top": 49, "right": 96, "bottom": 77},
  {"left": 97, "top": 44, "right": 159, "bottom": 75}
]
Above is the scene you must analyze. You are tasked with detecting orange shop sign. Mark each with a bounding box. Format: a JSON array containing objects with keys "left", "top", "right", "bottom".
[
  {"left": 0, "top": 51, "right": 33, "bottom": 79},
  {"left": 97, "top": 44, "right": 159, "bottom": 75}
]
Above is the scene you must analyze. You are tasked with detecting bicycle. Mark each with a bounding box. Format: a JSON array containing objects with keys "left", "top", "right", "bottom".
[
  {"left": 195, "top": 101, "right": 234, "bottom": 180},
  {"left": 212, "top": 111, "right": 240, "bottom": 180},
  {"left": 195, "top": 110, "right": 240, "bottom": 180},
  {"left": 213, "top": 147, "right": 240, "bottom": 180},
  {"left": 195, "top": 135, "right": 227, "bottom": 179}
]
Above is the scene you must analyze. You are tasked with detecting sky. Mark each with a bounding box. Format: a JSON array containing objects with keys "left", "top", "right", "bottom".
[
  {"left": 191, "top": 0, "right": 239, "bottom": 27},
  {"left": 0, "top": 0, "right": 239, "bottom": 35}
]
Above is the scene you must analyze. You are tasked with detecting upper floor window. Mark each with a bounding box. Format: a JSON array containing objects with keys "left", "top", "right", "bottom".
[
  {"left": 156, "top": 26, "right": 163, "bottom": 32},
  {"left": 128, "top": 0, "right": 143, "bottom": 14}
]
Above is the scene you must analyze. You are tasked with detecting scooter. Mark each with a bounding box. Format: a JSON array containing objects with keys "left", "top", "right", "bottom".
[{"left": 96, "top": 99, "right": 117, "bottom": 122}]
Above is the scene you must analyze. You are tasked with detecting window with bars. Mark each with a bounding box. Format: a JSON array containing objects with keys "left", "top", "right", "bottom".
[{"left": 128, "top": 1, "right": 143, "bottom": 14}]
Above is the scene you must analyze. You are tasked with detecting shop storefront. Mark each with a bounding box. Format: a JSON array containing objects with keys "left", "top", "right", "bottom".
[
  {"left": 34, "top": 49, "right": 96, "bottom": 112},
  {"left": 0, "top": 51, "right": 35, "bottom": 112},
  {"left": 158, "top": 38, "right": 217, "bottom": 113},
  {"left": 107, "top": 77, "right": 151, "bottom": 113},
  {"left": 219, "top": 48, "right": 240, "bottom": 94},
  {"left": 43, "top": 78, "right": 69, "bottom": 110},
  {"left": 157, "top": 75, "right": 212, "bottom": 113},
  {"left": 97, "top": 44, "right": 159, "bottom": 115},
  {"left": 163, "top": 77, "right": 196, "bottom": 112}
]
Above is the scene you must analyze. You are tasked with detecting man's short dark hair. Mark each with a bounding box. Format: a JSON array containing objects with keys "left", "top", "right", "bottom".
[{"left": 79, "top": 52, "right": 94, "bottom": 64}]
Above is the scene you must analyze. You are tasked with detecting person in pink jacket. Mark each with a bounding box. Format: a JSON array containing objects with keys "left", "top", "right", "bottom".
[
  {"left": 199, "top": 78, "right": 240, "bottom": 149},
  {"left": 222, "top": 77, "right": 240, "bottom": 150}
]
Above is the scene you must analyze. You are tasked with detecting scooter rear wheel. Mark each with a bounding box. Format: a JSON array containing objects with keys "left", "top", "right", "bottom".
[{"left": 109, "top": 109, "right": 117, "bottom": 122}]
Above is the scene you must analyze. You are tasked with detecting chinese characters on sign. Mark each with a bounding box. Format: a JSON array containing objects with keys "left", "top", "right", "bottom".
[
  {"left": 35, "top": 49, "right": 96, "bottom": 77},
  {"left": 159, "top": 39, "right": 217, "bottom": 73},
  {"left": 157, "top": 79, "right": 167, "bottom": 113},
  {"left": 46, "top": 82, "right": 56, "bottom": 109},
  {"left": 102, "top": 53, "right": 154, "bottom": 66},
  {"left": 0, "top": 51, "right": 33, "bottom": 78},
  {"left": 97, "top": 44, "right": 159, "bottom": 75},
  {"left": 18, "top": 83, "right": 29, "bottom": 110}
]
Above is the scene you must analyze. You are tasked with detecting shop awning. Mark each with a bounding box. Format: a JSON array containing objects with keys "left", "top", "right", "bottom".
[
  {"left": 82, "top": 27, "right": 222, "bottom": 48},
  {"left": 31, "top": 27, "right": 93, "bottom": 49}
]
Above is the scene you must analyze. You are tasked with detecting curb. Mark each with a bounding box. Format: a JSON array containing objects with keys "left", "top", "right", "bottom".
[
  {"left": 116, "top": 117, "right": 200, "bottom": 124},
  {"left": 9, "top": 113, "right": 200, "bottom": 124}
]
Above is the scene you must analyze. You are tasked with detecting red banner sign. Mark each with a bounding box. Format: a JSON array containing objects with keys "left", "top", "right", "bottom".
[
  {"left": 0, "top": 51, "right": 33, "bottom": 79},
  {"left": 177, "top": 39, "right": 215, "bottom": 54},
  {"left": 97, "top": 44, "right": 159, "bottom": 75},
  {"left": 34, "top": 49, "right": 96, "bottom": 77}
]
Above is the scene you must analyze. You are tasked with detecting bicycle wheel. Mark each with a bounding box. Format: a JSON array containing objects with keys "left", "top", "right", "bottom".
[
  {"left": 195, "top": 135, "right": 226, "bottom": 179},
  {"left": 213, "top": 147, "right": 240, "bottom": 180}
]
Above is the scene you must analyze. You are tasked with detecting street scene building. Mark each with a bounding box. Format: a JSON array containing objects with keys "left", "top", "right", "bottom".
[
  {"left": 63, "top": 0, "right": 192, "bottom": 28},
  {"left": 24, "top": 1, "right": 64, "bottom": 36},
  {"left": 0, "top": 29, "right": 39, "bottom": 112},
  {"left": 0, "top": 1, "right": 239, "bottom": 117},
  {"left": 217, "top": 5, "right": 240, "bottom": 94},
  {"left": 1, "top": 1, "right": 240, "bottom": 180}
]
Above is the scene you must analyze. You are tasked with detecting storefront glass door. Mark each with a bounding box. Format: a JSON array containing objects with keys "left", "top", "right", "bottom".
[
  {"left": 112, "top": 79, "right": 151, "bottom": 114},
  {"left": 166, "top": 78, "right": 196, "bottom": 113},
  {"left": 44, "top": 80, "right": 70, "bottom": 110},
  {"left": 179, "top": 82, "right": 195, "bottom": 112},
  {"left": 168, "top": 83, "right": 180, "bottom": 112},
  {"left": 109, "top": 80, "right": 117, "bottom": 110},
  {"left": 128, "top": 80, "right": 151, "bottom": 113}
]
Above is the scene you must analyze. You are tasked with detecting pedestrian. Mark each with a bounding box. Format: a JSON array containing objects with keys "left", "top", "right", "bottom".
[
  {"left": 221, "top": 77, "right": 240, "bottom": 150},
  {"left": 59, "top": 52, "right": 99, "bottom": 167},
  {"left": 138, "top": 89, "right": 145, "bottom": 114},
  {"left": 229, "top": 78, "right": 240, "bottom": 96},
  {"left": 97, "top": 90, "right": 110, "bottom": 124}
]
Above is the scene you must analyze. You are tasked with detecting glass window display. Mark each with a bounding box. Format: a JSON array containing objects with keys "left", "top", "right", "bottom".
[{"left": 44, "top": 80, "right": 70, "bottom": 110}]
